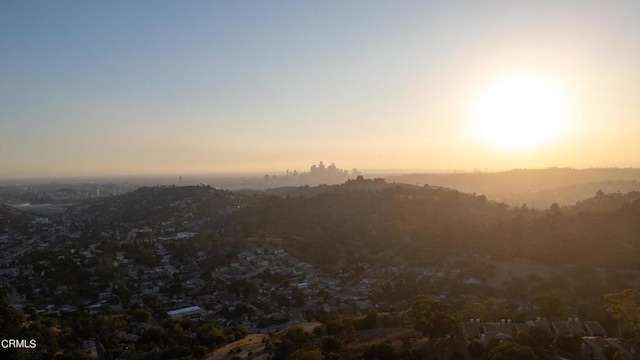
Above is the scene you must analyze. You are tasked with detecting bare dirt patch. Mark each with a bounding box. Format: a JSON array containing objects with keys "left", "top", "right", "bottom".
[{"left": 204, "top": 334, "right": 267, "bottom": 360}]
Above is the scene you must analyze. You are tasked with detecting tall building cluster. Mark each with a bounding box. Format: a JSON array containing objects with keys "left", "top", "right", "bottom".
[{"left": 264, "top": 161, "right": 361, "bottom": 186}]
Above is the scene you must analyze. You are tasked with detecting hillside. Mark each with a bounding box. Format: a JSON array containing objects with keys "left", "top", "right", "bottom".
[
  {"left": 66, "top": 185, "right": 243, "bottom": 226},
  {"left": 387, "top": 168, "right": 640, "bottom": 208},
  {"left": 219, "top": 178, "right": 640, "bottom": 270},
  {"left": 0, "top": 204, "right": 33, "bottom": 232},
  {"left": 61, "top": 179, "right": 640, "bottom": 271}
]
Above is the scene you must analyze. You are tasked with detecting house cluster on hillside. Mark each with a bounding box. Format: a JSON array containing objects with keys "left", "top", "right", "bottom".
[{"left": 4, "top": 194, "right": 640, "bottom": 360}]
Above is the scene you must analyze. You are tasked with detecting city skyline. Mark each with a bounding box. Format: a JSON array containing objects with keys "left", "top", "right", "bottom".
[{"left": 2, "top": 1, "right": 639, "bottom": 179}]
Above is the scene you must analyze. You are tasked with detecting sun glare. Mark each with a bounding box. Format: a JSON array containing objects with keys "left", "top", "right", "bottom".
[{"left": 471, "top": 74, "right": 569, "bottom": 150}]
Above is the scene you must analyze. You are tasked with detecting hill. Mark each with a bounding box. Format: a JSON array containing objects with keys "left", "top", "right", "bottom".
[
  {"left": 66, "top": 185, "right": 243, "bottom": 227},
  {"left": 0, "top": 204, "right": 33, "bottom": 232},
  {"left": 387, "top": 168, "right": 640, "bottom": 208},
  {"left": 219, "top": 178, "right": 640, "bottom": 270},
  {"left": 61, "top": 179, "right": 640, "bottom": 271}
]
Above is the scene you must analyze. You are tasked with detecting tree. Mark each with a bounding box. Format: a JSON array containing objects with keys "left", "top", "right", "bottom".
[
  {"left": 287, "top": 349, "right": 324, "bottom": 360},
  {"left": 415, "top": 301, "right": 458, "bottom": 340},
  {"left": 603, "top": 345, "right": 617, "bottom": 360},
  {"left": 130, "top": 308, "right": 152, "bottom": 323},
  {"left": 466, "top": 337, "right": 483, "bottom": 359},
  {"left": 556, "top": 334, "right": 582, "bottom": 355},
  {"left": 514, "top": 327, "right": 555, "bottom": 358},
  {"left": 536, "top": 292, "right": 569, "bottom": 320},
  {"left": 292, "top": 287, "right": 305, "bottom": 307},
  {"left": 0, "top": 299, "right": 25, "bottom": 338},
  {"left": 325, "top": 317, "right": 355, "bottom": 343},
  {"left": 273, "top": 327, "right": 313, "bottom": 360},
  {"left": 364, "top": 342, "right": 395, "bottom": 360},
  {"left": 487, "top": 342, "right": 538, "bottom": 360},
  {"left": 462, "top": 302, "right": 489, "bottom": 322},
  {"left": 94, "top": 314, "right": 127, "bottom": 343},
  {"left": 613, "top": 349, "right": 628, "bottom": 360},
  {"left": 56, "top": 348, "right": 93, "bottom": 360},
  {"left": 321, "top": 336, "right": 341, "bottom": 355},
  {"left": 594, "top": 289, "right": 640, "bottom": 339},
  {"left": 0, "top": 300, "right": 27, "bottom": 359},
  {"left": 356, "top": 309, "right": 377, "bottom": 330}
]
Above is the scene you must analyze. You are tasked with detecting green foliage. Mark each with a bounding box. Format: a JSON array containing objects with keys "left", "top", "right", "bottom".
[
  {"left": 292, "top": 287, "right": 306, "bottom": 307},
  {"left": 272, "top": 327, "right": 314, "bottom": 360},
  {"left": 0, "top": 300, "right": 28, "bottom": 359},
  {"left": 355, "top": 309, "right": 378, "bottom": 330},
  {"left": 287, "top": 348, "right": 325, "bottom": 360},
  {"left": 221, "top": 182, "right": 640, "bottom": 270},
  {"left": 536, "top": 292, "right": 569, "bottom": 320},
  {"left": 414, "top": 301, "right": 458, "bottom": 340},
  {"left": 603, "top": 345, "right": 617, "bottom": 360},
  {"left": 94, "top": 314, "right": 127, "bottom": 343},
  {"left": 462, "top": 302, "right": 489, "bottom": 322},
  {"left": 325, "top": 317, "right": 355, "bottom": 343},
  {"left": 594, "top": 289, "right": 640, "bottom": 340},
  {"left": 466, "top": 337, "right": 483, "bottom": 359},
  {"left": 56, "top": 348, "right": 92, "bottom": 360},
  {"left": 79, "top": 185, "right": 237, "bottom": 225},
  {"left": 556, "top": 334, "right": 583, "bottom": 355},
  {"left": 487, "top": 342, "right": 538, "bottom": 360},
  {"left": 129, "top": 308, "right": 152, "bottom": 323},
  {"left": 407, "top": 295, "right": 436, "bottom": 321},
  {"left": 514, "top": 327, "right": 555, "bottom": 358},
  {"left": 613, "top": 349, "right": 628, "bottom": 360},
  {"left": 363, "top": 341, "right": 395, "bottom": 360},
  {"left": 321, "top": 336, "right": 341, "bottom": 355},
  {"left": 0, "top": 299, "right": 25, "bottom": 338}
]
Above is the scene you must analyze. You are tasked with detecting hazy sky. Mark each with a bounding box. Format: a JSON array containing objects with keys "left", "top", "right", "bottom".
[{"left": 1, "top": 1, "right": 639, "bottom": 178}]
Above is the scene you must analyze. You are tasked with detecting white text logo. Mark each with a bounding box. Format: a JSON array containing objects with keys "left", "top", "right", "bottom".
[{"left": 1, "top": 339, "right": 37, "bottom": 349}]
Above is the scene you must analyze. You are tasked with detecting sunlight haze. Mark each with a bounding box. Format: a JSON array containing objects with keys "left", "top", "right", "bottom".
[{"left": 1, "top": 1, "right": 639, "bottom": 178}]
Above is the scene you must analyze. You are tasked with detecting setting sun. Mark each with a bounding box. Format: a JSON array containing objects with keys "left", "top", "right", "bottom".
[{"left": 471, "top": 74, "right": 569, "bottom": 150}]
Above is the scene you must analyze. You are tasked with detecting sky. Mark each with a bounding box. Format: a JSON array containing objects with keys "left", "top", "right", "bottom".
[{"left": 1, "top": 1, "right": 639, "bottom": 178}]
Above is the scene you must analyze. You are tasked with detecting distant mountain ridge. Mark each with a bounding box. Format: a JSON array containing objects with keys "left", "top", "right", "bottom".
[{"left": 387, "top": 168, "right": 640, "bottom": 208}]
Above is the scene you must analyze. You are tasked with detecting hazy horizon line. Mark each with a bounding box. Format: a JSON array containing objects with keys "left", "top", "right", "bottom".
[{"left": 2, "top": 166, "right": 640, "bottom": 184}]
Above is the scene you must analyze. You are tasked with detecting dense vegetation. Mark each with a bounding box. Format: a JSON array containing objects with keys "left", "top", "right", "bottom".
[
  {"left": 4, "top": 179, "right": 640, "bottom": 359},
  {"left": 68, "top": 186, "right": 241, "bottom": 225},
  {"left": 219, "top": 178, "right": 640, "bottom": 270},
  {"left": 0, "top": 298, "right": 247, "bottom": 360},
  {"left": 0, "top": 204, "right": 33, "bottom": 233}
]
